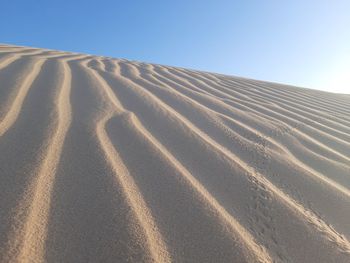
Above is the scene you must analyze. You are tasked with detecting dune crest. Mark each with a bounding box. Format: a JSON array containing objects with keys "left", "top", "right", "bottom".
[{"left": 0, "top": 44, "right": 349, "bottom": 263}]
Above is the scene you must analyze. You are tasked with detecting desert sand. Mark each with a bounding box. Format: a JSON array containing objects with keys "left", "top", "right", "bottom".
[{"left": 0, "top": 44, "right": 349, "bottom": 263}]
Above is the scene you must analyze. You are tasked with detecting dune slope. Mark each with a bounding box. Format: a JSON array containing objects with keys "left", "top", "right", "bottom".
[{"left": 0, "top": 44, "right": 349, "bottom": 263}]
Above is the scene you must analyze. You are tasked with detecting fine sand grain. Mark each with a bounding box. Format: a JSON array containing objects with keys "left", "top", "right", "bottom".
[{"left": 0, "top": 44, "right": 349, "bottom": 263}]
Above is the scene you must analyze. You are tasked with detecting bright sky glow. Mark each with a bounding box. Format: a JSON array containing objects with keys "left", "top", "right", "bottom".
[
  {"left": 306, "top": 53, "right": 350, "bottom": 93},
  {"left": 0, "top": 0, "right": 349, "bottom": 94}
]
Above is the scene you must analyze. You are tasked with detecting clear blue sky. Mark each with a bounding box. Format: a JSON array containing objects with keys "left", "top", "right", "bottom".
[{"left": 1, "top": 1, "right": 349, "bottom": 93}]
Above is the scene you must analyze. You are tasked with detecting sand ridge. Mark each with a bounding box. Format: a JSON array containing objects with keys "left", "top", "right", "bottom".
[{"left": 0, "top": 44, "right": 349, "bottom": 263}]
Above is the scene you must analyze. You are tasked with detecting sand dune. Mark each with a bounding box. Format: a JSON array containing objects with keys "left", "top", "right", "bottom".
[{"left": 0, "top": 44, "right": 349, "bottom": 263}]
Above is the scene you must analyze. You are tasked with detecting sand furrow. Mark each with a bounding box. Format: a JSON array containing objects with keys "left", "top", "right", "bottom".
[
  {"left": 91, "top": 59, "right": 273, "bottom": 263},
  {"left": 155, "top": 65, "right": 350, "bottom": 161},
  {"left": 0, "top": 59, "right": 45, "bottom": 137},
  {"left": 0, "top": 54, "right": 81, "bottom": 137},
  {"left": 128, "top": 61, "right": 349, "bottom": 173},
  {"left": 208, "top": 72, "right": 350, "bottom": 125},
  {"left": 221, "top": 75, "right": 350, "bottom": 117},
  {"left": 173, "top": 66, "right": 350, "bottom": 141},
  {"left": 82, "top": 60, "right": 171, "bottom": 263},
  {"left": 227, "top": 77, "right": 350, "bottom": 127},
  {"left": 2, "top": 57, "right": 75, "bottom": 262},
  {"left": 96, "top": 114, "right": 171, "bottom": 263},
  {"left": 141, "top": 66, "right": 350, "bottom": 196},
  {"left": 115, "top": 112, "right": 274, "bottom": 262},
  {"left": 0, "top": 49, "right": 46, "bottom": 71},
  {"left": 146, "top": 67, "right": 350, "bottom": 197},
  {"left": 95, "top": 62, "right": 350, "bottom": 262},
  {"left": 218, "top": 76, "right": 350, "bottom": 134},
  {"left": 169, "top": 68, "right": 350, "bottom": 172},
  {"left": 1, "top": 45, "right": 350, "bottom": 262},
  {"left": 101, "top": 61, "right": 350, "bottom": 255},
  {"left": 0, "top": 54, "right": 25, "bottom": 71},
  {"left": 130, "top": 62, "right": 279, "bottom": 139},
  {"left": 204, "top": 78, "right": 350, "bottom": 157},
  {"left": 152, "top": 68, "right": 349, "bottom": 176},
  {"left": 247, "top": 78, "right": 350, "bottom": 115}
]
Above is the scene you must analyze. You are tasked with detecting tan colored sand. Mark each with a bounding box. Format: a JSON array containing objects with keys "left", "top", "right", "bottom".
[{"left": 0, "top": 44, "right": 349, "bottom": 263}]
